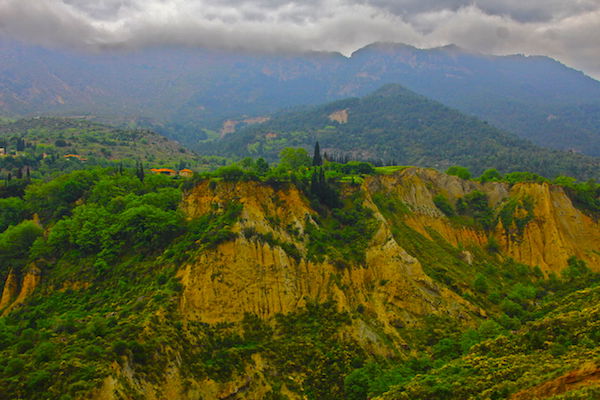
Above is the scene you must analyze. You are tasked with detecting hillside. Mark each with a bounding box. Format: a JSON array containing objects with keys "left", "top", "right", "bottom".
[
  {"left": 0, "top": 117, "right": 198, "bottom": 161},
  {"left": 0, "top": 117, "right": 224, "bottom": 187},
  {"left": 347, "top": 43, "right": 600, "bottom": 156},
  {"left": 209, "top": 85, "right": 600, "bottom": 180},
  {"left": 0, "top": 160, "right": 598, "bottom": 399},
  {"left": 2, "top": 41, "right": 600, "bottom": 155},
  {"left": 377, "top": 285, "right": 600, "bottom": 400}
]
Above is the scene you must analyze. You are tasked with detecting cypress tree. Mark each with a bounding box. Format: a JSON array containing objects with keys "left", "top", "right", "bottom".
[
  {"left": 136, "top": 161, "right": 145, "bottom": 181},
  {"left": 312, "top": 141, "right": 323, "bottom": 166}
]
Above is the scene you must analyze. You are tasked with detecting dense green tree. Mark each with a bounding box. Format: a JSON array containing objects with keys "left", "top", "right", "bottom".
[
  {"left": 24, "top": 169, "right": 99, "bottom": 221},
  {"left": 279, "top": 147, "right": 311, "bottom": 171},
  {"left": 479, "top": 168, "right": 503, "bottom": 183},
  {"left": 0, "top": 220, "right": 43, "bottom": 267},
  {"left": 344, "top": 365, "right": 375, "bottom": 400},
  {"left": 88, "top": 174, "right": 144, "bottom": 206},
  {"left": 456, "top": 190, "right": 494, "bottom": 230},
  {"left": 214, "top": 164, "right": 246, "bottom": 181},
  {"left": 309, "top": 167, "right": 341, "bottom": 209},
  {"left": 117, "top": 205, "right": 182, "bottom": 249},
  {"left": 0, "top": 197, "right": 27, "bottom": 232},
  {"left": 255, "top": 158, "right": 270, "bottom": 175},
  {"left": 135, "top": 161, "right": 145, "bottom": 181},
  {"left": 446, "top": 166, "right": 471, "bottom": 180},
  {"left": 432, "top": 338, "right": 461, "bottom": 361}
]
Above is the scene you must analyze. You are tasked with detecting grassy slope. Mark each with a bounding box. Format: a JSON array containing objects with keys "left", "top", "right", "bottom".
[
  {"left": 379, "top": 286, "right": 600, "bottom": 400},
  {"left": 0, "top": 117, "right": 228, "bottom": 174}
]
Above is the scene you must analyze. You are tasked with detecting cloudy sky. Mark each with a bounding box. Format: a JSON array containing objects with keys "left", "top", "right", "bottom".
[{"left": 1, "top": 0, "right": 599, "bottom": 78}]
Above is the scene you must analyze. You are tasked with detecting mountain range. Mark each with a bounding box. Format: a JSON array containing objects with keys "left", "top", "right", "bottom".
[
  {"left": 211, "top": 84, "right": 600, "bottom": 180},
  {"left": 2, "top": 40, "right": 600, "bottom": 156}
]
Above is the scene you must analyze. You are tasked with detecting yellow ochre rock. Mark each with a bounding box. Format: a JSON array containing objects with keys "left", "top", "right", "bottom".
[
  {"left": 369, "top": 168, "right": 599, "bottom": 273},
  {"left": 0, "top": 269, "right": 19, "bottom": 310},
  {"left": 178, "top": 178, "right": 478, "bottom": 332},
  {"left": 500, "top": 183, "right": 600, "bottom": 273},
  {"left": 1, "top": 265, "right": 42, "bottom": 315}
]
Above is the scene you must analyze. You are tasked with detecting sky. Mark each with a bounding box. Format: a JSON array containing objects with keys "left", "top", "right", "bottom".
[{"left": 1, "top": 0, "right": 599, "bottom": 79}]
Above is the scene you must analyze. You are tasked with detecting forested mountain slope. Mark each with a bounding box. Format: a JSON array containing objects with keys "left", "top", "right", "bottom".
[
  {"left": 2, "top": 40, "right": 600, "bottom": 155},
  {"left": 210, "top": 85, "right": 600, "bottom": 180}
]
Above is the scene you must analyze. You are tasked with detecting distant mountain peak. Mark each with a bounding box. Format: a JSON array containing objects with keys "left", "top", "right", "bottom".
[
  {"left": 350, "top": 41, "right": 471, "bottom": 58},
  {"left": 431, "top": 43, "right": 472, "bottom": 54},
  {"left": 368, "top": 83, "right": 414, "bottom": 97},
  {"left": 350, "top": 42, "right": 417, "bottom": 57}
]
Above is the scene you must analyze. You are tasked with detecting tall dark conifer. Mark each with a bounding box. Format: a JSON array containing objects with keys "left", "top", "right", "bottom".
[
  {"left": 312, "top": 141, "right": 323, "bottom": 166},
  {"left": 136, "top": 161, "right": 145, "bottom": 181}
]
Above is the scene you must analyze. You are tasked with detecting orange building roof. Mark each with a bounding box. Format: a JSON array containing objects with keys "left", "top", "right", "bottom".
[
  {"left": 64, "top": 154, "right": 87, "bottom": 161},
  {"left": 150, "top": 168, "right": 177, "bottom": 173}
]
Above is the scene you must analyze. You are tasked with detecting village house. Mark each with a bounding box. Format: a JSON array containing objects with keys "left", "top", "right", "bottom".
[
  {"left": 64, "top": 154, "right": 88, "bottom": 161},
  {"left": 150, "top": 168, "right": 177, "bottom": 176},
  {"left": 179, "top": 169, "right": 193, "bottom": 178}
]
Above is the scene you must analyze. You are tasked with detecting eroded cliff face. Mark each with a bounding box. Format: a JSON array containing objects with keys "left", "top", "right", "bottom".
[
  {"left": 175, "top": 169, "right": 599, "bottom": 334},
  {"left": 178, "top": 179, "right": 476, "bottom": 337},
  {"left": 7, "top": 167, "right": 596, "bottom": 400},
  {"left": 0, "top": 266, "right": 41, "bottom": 315},
  {"left": 0, "top": 269, "right": 19, "bottom": 310},
  {"left": 499, "top": 183, "right": 600, "bottom": 273},
  {"left": 366, "top": 168, "right": 600, "bottom": 273}
]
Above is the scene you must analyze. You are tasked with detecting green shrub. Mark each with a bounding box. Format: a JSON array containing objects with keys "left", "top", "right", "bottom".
[
  {"left": 446, "top": 166, "right": 471, "bottom": 180},
  {"left": 433, "top": 194, "right": 455, "bottom": 217},
  {"left": 34, "top": 342, "right": 56, "bottom": 363},
  {"left": 4, "top": 358, "right": 25, "bottom": 375},
  {"left": 26, "top": 370, "right": 52, "bottom": 391},
  {"left": 112, "top": 340, "right": 128, "bottom": 356},
  {"left": 473, "top": 274, "right": 489, "bottom": 293},
  {"left": 479, "top": 169, "right": 503, "bottom": 183},
  {"left": 84, "top": 344, "right": 104, "bottom": 360}
]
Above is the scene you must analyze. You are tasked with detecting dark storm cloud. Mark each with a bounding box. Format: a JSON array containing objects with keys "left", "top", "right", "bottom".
[
  {"left": 62, "top": 0, "right": 141, "bottom": 20},
  {"left": 1, "top": 0, "right": 599, "bottom": 78},
  {"left": 362, "top": 0, "right": 600, "bottom": 23}
]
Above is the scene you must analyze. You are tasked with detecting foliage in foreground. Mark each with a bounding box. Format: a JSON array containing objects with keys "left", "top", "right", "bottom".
[{"left": 0, "top": 154, "right": 598, "bottom": 399}]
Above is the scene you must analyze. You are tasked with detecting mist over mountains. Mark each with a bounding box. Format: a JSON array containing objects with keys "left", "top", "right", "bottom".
[
  {"left": 2, "top": 18, "right": 600, "bottom": 399},
  {"left": 1, "top": 40, "right": 600, "bottom": 156}
]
